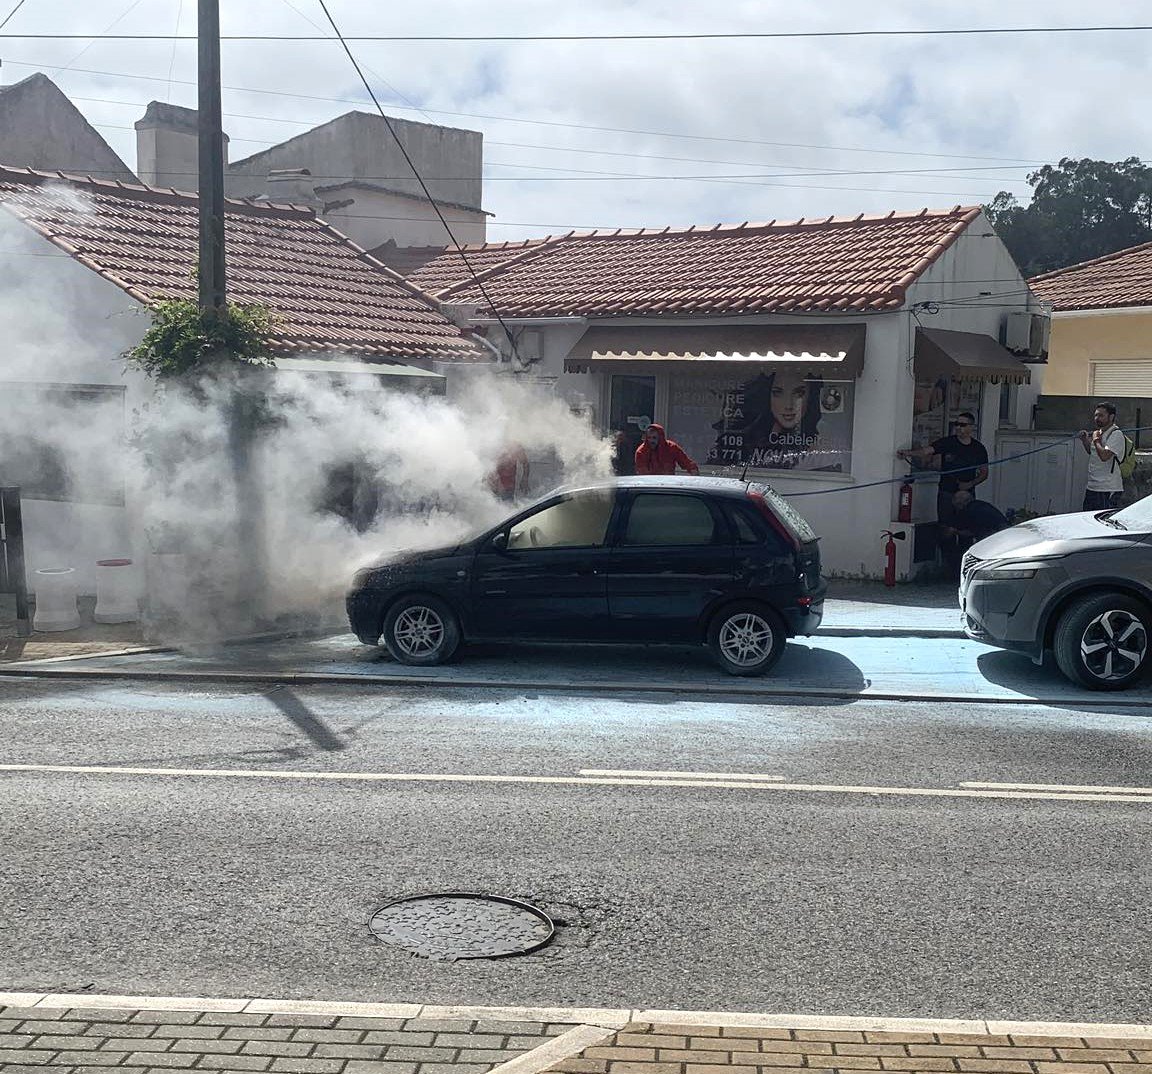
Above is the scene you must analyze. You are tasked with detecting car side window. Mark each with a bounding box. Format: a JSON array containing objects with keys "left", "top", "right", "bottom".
[
  {"left": 506, "top": 492, "right": 614, "bottom": 549},
  {"left": 623, "top": 494, "right": 717, "bottom": 547},
  {"left": 723, "top": 502, "right": 767, "bottom": 545},
  {"left": 721, "top": 501, "right": 790, "bottom": 551}
]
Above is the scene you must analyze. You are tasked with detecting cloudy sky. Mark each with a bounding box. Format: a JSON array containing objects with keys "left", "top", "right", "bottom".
[{"left": 1, "top": 0, "right": 1149, "bottom": 241}]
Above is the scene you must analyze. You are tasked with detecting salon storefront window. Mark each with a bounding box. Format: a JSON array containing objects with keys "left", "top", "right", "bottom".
[{"left": 667, "top": 367, "right": 856, "bottom": 474}]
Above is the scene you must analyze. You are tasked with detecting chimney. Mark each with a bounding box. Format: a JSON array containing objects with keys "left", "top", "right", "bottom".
[
  {"left": 264, "top": 168, "right": 321, "bottom": 207},
  {"left": 135, "top": 101, "right": 229, "bottom": 192}
]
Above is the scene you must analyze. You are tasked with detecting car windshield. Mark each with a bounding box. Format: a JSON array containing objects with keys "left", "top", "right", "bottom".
[{"left": 1110, "top": 493, "right": 1152, "bottom": 532}]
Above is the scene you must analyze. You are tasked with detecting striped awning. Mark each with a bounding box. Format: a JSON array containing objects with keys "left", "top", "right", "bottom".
[{"left": 564, "top": 324, "right": 867, "bottom": 374}]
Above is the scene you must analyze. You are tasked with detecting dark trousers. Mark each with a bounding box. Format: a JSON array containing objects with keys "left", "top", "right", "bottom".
[
  {"left": 1083, "top": 490, "right": 1122, "bottom": 511},
  {"left": 937, "top": 490, "right": 970, "bottom": 580}
]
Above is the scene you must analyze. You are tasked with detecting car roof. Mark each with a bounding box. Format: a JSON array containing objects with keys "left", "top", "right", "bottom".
[{"left": 557, "top": 476, "right": 754, "bottom": 497}]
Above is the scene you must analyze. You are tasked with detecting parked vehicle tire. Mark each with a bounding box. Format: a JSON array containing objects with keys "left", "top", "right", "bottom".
[
  {"left": 707, "top": 602, "right": 786, "bottom": 677},
  {"left": 382, "top": 594, "right": 462, "bottom": 666},
  {"left": 1053, "top": 592, "right": 1152, "bottom": 690}
]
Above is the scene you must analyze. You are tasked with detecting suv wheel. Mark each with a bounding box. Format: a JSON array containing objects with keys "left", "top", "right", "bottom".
[
  {"left": 1053, "top": 593, "right": 1151, "bottom": 690},
  {"left": 707, "top": 603, "right": 786, "bottom": 677},
  {"left": 382, "top": 594, "right": 461, "bottom": 666}
]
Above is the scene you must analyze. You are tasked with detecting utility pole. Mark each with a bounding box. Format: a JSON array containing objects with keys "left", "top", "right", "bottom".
[
  {"left": 198, "top": 0, "right": 265, "bottom": 630},
  {"left": 198, "top": 0, "right": 226, "bottom": 310}
]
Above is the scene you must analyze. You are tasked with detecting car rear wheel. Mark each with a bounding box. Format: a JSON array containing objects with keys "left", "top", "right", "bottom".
[
  {"left": 382, "top": 594, "right": 462, "bottom": 667},
  {"left": 1053, "top": 593, "right": 1152, "bottom": 690},
  {"left": 707, "top": 603, "right": 786, "bottom": 677}
]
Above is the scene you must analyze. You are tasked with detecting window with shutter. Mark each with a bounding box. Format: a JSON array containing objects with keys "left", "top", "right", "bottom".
[{"left": 1090, "top": 360, "right": 1152, "bottom": 396}]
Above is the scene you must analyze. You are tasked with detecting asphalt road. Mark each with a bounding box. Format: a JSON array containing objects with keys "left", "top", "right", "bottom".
[{"left": 2, "top": 668, "right": 1152, "bottom": 1022}]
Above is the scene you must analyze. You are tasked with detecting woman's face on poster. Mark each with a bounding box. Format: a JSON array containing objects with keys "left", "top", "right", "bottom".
[{"left": 770, "top": 370, "right": 810, "bottom": 430}]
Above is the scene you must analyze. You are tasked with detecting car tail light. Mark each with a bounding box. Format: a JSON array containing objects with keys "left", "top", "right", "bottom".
[{"left": 747, "top": 491, "right": 800, "bottom": 550}]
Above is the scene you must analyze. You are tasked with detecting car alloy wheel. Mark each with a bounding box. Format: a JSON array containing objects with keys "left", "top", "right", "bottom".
[
  {"left": 1054, "top": 592, "right": 1152, "bottom": 690},
  {"left": 1079, "top": 608, "right": 1148, "bottom": 683},
  {"left": 391, "top": 604, "right": 446, "bottom": 659},
  {"left": 718, "top": 612, "right": 775, "bottom": 668},
  {"left": 707, "top": 602, "right": 785, "bottom": 677}
]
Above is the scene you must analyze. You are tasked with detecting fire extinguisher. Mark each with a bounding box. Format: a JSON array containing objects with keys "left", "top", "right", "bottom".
[
  {"left": 897, "top": 479, "right": 914, "bottom": 524},
  {"left": 881, "top": 530, "right": 907, "bottom": 588}
]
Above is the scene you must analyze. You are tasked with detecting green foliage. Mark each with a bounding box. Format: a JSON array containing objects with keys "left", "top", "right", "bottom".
[
  {"left": 985, "top": 157, "right": 1152, "bottom": 277},
  {"left": 124, "top": 299, "right": 277, "bottom": 379}
]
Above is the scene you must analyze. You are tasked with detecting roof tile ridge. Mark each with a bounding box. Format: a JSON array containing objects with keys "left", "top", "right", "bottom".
[
  {"left": 316, "top": 218, "right": 452, "bottom": 312},
  {"left": 434, "top": 233, "right": 571, "bottom": 300},
  {"left": 887, "top": 206, "right": 985, "bottom": 302},
  {"left": 1029, "top": 238, "right": 1152, "bottom": 282},
  {"left": 0, "top": 160, "right": 317, "bottom": 218}
]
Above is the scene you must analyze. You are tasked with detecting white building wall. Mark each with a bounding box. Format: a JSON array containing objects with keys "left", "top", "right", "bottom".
[
  {"left": 0, "top": 220, "right": 149, "bottom": 595},
  {"left": 321, "top": 189, "right": 487, "bottom": 251}
]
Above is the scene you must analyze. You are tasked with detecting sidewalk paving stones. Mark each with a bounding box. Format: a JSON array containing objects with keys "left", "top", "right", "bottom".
[{"left": 7, "top": 995, "right": 1152, "bottom": 1074}]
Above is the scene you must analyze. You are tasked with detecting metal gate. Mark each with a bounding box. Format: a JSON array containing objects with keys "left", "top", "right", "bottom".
[{"left": 0, "top": 487, "right": 30, "bottom": 636}]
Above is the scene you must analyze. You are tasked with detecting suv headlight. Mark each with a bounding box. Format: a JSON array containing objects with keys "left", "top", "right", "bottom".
[{"left": 972, "top": 560, "right": 1058, "bottom": 581}]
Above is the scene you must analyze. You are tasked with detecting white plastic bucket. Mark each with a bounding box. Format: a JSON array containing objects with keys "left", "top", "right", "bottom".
[
  {"left": 32, "top": 567, "right": 80, "bottom": 632},
  {"left": 94, "top": 558, "right": 140, "bottom": 624}
]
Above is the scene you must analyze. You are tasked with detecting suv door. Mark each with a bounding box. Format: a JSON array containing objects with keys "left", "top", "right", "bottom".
[
  {"left": 604, "top": 491, "right": 734, "bottom": 641},
  {"left": 470, "top": 489, "right": 615, "bottom": 640}
]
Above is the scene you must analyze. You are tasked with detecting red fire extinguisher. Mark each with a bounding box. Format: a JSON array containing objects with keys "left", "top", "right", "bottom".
[
  {"left": 897, "top": 479, "right": 914, "bottom": 524},
  {"left": 881, "top": 530, "right": 907, "bottom": 588}
]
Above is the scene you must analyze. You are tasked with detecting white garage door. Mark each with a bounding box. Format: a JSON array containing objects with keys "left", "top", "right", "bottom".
[{"left": 1090, "top": 360, "right": 1152, "bottom": 396}]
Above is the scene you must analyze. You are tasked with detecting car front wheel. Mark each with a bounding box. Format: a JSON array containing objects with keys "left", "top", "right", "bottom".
[
  {"left": 382, "top": 594, "right": 462, "bottom": 667},
  {"left": 707, "top": 603, "right": 786, "bottom": 677},
  {"left": 1053, "top": 593, "right": 1152, "bottom": 690}
]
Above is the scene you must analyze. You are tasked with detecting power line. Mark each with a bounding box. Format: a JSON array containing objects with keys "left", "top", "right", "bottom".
[
  {"left": 0, "top": 0, "right": 28, "bottom": 32},
  {"left": 1, "top": 59, "right": 1051, "bottom": 166},
  {"left": 272, "top": 0, "right": 438, "bottom": 127},
  {"left": 3, "top": 24, "right": 1152, "bottom": 41},
  {"left": 58, "top": 91, "right": 1038, "bottom": 184},
  {"left": 54, "top": 0, "right": 149, "bottom": 74},
  {"left": 311, "top": 0, "right": 521, "bottom": 364}
]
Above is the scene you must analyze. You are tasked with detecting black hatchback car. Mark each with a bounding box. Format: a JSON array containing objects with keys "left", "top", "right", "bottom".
[{"left": 346, "top": 476, "right": 824, "bottom": 676}]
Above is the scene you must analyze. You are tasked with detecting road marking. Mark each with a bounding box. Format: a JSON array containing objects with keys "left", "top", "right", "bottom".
[
  {"left": 578, "top": 769, "right": 785, "bottom": 780},
  {"left": 6, "top": 763, "right": 1152, "bottom": 804},
  {"left": 962, "top": 780, "right": 1152, "bottom": 795}
]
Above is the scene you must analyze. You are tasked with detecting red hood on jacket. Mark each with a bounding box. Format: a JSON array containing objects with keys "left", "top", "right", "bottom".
[{"left": 644, "top": 423, "right": 666, "bottom": 444}]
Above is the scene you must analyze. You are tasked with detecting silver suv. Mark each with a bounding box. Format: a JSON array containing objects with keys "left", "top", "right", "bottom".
[{"left": 960, "top": 495, "right": 1152, "bottom": 690}]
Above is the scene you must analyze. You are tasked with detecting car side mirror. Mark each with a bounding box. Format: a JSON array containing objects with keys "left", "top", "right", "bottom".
[{"left": 489, "top": 531, "right": 510, "bottom": 553}]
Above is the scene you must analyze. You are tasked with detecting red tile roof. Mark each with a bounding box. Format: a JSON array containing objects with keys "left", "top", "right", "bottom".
[
  {"left": 0, "top": 165, "right": 479, "bottom": 359},
  {"left": 1029, "top": 242, "right": 1152, "bottom": 312},
  {"left": 397, "top": 238, "right": 554, "bottom": 295},
  {"left": 399, "top": 207, "right": 983, "bottom": 318}
]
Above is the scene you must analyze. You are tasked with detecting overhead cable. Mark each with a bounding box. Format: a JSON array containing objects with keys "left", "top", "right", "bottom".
[
  {"left": 3, "top": 24, "right": 1152, "bottom": 41},
  {"left": 0, "top": 59, "right": 1052, "bottom": 165},
  {"left": 311, "top": 0, "right": 521, "bottom": 364}
]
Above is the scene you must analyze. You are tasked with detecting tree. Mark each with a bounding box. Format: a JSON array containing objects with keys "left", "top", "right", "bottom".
[{"left": 984, "top": 157, "right": 1152, "bottom": 277}]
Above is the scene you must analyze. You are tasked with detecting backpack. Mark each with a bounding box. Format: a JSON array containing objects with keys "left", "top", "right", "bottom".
[{"left": 1111, "top": 431, "right": 1138, "bottom": 481}]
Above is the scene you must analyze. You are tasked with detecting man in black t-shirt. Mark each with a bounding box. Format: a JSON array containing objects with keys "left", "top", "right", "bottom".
[{"left": 898, "top": 411, "right": 990, "bottom": 526}]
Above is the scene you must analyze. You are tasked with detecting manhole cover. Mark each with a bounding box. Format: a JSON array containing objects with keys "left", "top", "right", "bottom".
[{"left": 369, "top": 893, "right": 555, "bottom": 961}]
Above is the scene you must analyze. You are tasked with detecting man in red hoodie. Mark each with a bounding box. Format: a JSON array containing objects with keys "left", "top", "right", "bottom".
[{"left": 634, "top": 423, "right": 700, "bottom": 476}]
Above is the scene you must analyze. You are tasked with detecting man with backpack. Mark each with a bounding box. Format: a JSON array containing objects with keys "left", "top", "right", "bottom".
[{"left": 1079, "top": 401, "right": 1131, "bottom": 510}]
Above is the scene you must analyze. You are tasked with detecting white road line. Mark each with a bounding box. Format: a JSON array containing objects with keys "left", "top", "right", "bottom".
[
  {"left": 578, "top": 769, "right": 785, "bottom": 780},
  {"left": 6, "top": 763, "right": 1152, "bottom": 804},
  {"left": 962, "top": 780, "right": 1152, "bottom": 795}
]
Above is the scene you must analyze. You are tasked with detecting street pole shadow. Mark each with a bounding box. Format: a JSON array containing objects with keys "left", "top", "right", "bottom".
[{"left": 262, "top": 685, "right": 346, "bottom": 752}]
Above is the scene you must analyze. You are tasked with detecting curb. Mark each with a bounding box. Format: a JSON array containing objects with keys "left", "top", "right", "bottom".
[
  {"left": 4, "top": 991, "right": 1152, "bottom": 1041},
  {"left": 0, "top": 663, "right": 1143, "bottom": 708},
  {"left": 818, "top": 627, "right": 966, "bottom": 639}
]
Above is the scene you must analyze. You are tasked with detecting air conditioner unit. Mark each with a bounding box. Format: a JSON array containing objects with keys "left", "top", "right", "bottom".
[{"left": 1005, "top": 311, "right": 1050, "bottom": 357}]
